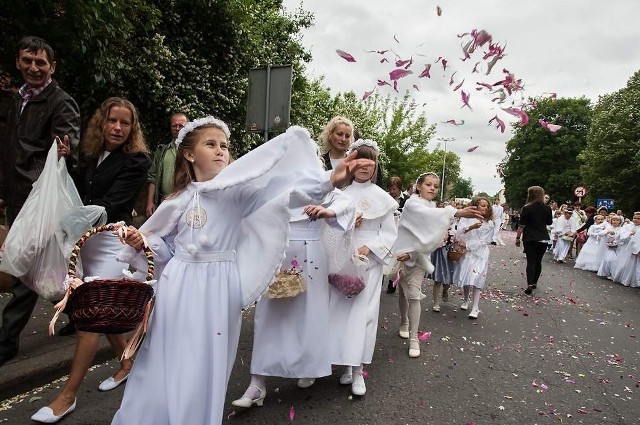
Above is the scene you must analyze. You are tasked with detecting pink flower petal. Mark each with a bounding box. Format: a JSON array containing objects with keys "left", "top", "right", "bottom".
[
  {"left": 336, "top": 49, "right": 356, "bottom": 63},
  {"left": 418, "top": 331, "right": 432, "bottom": 341},
  {"left": 289, "top": 406, "right": 295, "bottom": 422},
  {"left": 467, "top": 146, "right": 479, "bottom": 152},
  {"left": 362, "top": 89, "right": 374, "bottom": 100},
  {"left": 418, "top": 64, "right": 432, "bottom": 78},
  {"left": 389, "top": 68, "right": 413, "bottom": 81}
]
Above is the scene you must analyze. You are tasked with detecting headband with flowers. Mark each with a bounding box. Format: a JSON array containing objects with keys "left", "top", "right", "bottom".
[
  {"left": 347, "top": 138, "right": 379, "bottom": 155},
  {"left": 175, "top": 116, "right": 230, "bottom": 148},
  {"left": 415, "top": 172, "right": 440, "bottom": 187}
]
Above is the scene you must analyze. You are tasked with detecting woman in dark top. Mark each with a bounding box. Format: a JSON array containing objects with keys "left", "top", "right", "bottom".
[
  {"left": 31, "top": 98, "right": 151, "bottom": 423},
  {"left": 515, "top": 186, "right": 553, "bottom": 295}
]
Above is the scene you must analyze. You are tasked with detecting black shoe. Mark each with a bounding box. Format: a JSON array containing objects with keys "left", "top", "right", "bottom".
[
  {"left": 0, "top": 347, "right": 18, "bottom": 367},
  {"left": 58, "top": 321, "right": 76, "bottom": 336},
  {"left": 490, "top": 242, "right": 497, "bottom": 245},
  {"left": 386, "top": 281, "right": 396, "bottom": 294},
  {"left": 524, "top": 286, "right": 533, "bottom": 295},
  {"left": 531, "top": 284, "right": 537, "bottom": 289}
]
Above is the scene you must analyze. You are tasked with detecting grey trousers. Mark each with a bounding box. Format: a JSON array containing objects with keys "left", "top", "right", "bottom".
[{"left": 0, "top": 206, "right": 39, "bottom": 355}]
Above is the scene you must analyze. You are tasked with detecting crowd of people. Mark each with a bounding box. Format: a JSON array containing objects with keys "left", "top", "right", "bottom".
[{"left": 0, "top": 36, "right": 637, "bottom": 425}]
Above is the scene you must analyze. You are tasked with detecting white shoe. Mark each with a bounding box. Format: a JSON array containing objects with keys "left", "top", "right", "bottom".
[
  {"left": 432, "top": 303, "right": 441, "bottom": 312},
  {"left": 297, "top": 378, "right": 315, "bottom": 388},
  {"left": 31, "top": 399, "right": 76, "bottom": 423},
  {"left": 231, "top": 384, "right": 266, "bottom": 408},
  {"left": 398, "top": 323, "right": 409, "bottom": 339},
  {"left": 98, "top": 373, "right": 129, "bottom": 391},
  {"left": 408, "top": 339, "right": 420, "bottom": 358},
  {"left": 339, "top": 367, "right": 353, "bottom": 385},
  {"left": 351, "top": 372, "right": 366, "bottom": 396},
  {"left": 460, "top": 301, "right": 470, "bottom": 311},
  {"left": 468, "top": 308, "right": 479, "bottom": 319}
]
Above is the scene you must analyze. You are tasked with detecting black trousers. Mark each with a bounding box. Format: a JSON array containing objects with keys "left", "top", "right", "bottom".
[
  {"left": 523, "top": 241, "right": 548, "bottom": 287},
  {"left": 0, "top": 206, "right": 39, "bottom": 355}
]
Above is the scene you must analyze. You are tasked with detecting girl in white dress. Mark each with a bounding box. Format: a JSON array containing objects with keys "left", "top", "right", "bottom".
[
  {"left": 393, "top": 173, "right": 483, "bottom": 357},
  {"left": 111, "top": 119, "right": 373, "bottom": 425},
  {"left": 454, "top": 198, "right": 494, "bottom": 319},
  {"left": 611, "top": 212, "right": 640, "bottom": 286},
  {"left": 597, "top": 215, "right": 623, "bottom": 278},
  {"left": 553, "top": 208, "right": 578, "bottom": 263},
  {"left": 231, "top": 190, "right": 355, "bottom": 408},
  {"left": 328, "top": 139, "right": 397, "bottom": 397},
  {"left": 574, "top": 214, "right": 609, "bottom": 271}
]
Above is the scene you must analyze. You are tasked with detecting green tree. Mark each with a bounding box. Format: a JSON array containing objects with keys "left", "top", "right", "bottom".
[
  {"left": 450, "top": 177, "right": 473, "bottom": 198},
  {"left": 580, "top": 70, "right": 640, "bottom": 213},
  {"left": 0, "top": 0, "right": 314, "bottom": 154},
  {"left": 502, "top": 97, "right": 592, "bottom": 209}
]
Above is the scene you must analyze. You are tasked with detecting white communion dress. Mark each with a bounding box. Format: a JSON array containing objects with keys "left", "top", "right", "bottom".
[
  {"left": 250, "top": 190, "right": 354, "bottom": 378},
  {"left": 112, "top": 127, "right": 336, "bottom": 425},
  {"left": 454, "top": 217, "right": 494, "bottom": 289},
  {"left": 328, "top": 180, "right": 398, "bottom": 366}
]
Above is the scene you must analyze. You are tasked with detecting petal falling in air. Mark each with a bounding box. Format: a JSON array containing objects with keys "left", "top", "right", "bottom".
[{"left": 336, "top": 49, "right": 356, "bottom": 63}]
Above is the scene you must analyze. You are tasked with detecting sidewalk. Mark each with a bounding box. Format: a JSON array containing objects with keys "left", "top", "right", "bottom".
[{"left": 0, "top": 295, "right": 113, "bottom": 401}]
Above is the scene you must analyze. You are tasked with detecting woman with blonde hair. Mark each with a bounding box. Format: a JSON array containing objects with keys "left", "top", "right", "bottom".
[
  {"left": 319, "top": 116, "right": 355, "bottom": 171},
  {"left": 515, "top": 186, "right": 553, "bottom": 295},
  {"left": 31, "top": 97, "right": 151, "bottom": 423}
]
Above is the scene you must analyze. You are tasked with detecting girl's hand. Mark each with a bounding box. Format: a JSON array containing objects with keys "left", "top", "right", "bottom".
[
  {"left": 455, "top": 206, "right": 484, "bottom": 220},
  {"left": 397, "top": 252, "right": 410, "bottom": 262},
  {"left": 358, "top": 245, "right": 370, "bottom": 257},
  {"left": 304, "top": 205, "right": 336, "bottom": 220},
  {"left": 124, "top": 226, "right": 144, "bottom": 251},
  {"left": 330, "top": 150, "right": 375, "bottom": 187},
  {"left": 466, "top": 221, "right": 482, "bottom": 232},
  {"left": 354, "top": 212, "right": 363, "bottom": 228}
]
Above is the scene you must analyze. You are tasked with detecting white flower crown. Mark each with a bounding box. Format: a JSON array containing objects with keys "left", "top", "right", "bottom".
[
  {"left": 347, "top": 138, "right": 379, "bottom": 154},
  {"left": 175, "top": 116, "right": 231, "bottom": 147},
  {"left": 415, "top": 172, "right": 440, "bottom": 186}
]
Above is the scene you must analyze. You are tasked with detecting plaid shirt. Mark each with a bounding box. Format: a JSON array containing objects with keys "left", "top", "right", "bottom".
[{"left": 19, "top": 78, "right": 52, "bottom": 114}]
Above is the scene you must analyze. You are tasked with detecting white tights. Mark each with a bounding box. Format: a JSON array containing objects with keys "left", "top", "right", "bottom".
[{"left": 463, "top": 285, "right": 482, "bottom": 310}]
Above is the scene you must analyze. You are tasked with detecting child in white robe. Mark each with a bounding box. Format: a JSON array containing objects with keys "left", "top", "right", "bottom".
[
  {"left": 111, "top": 120, "right": 373, "bottom": 425},
  {"left": 597, "top": 215, "right": 623, "bottom": 278},
  {"left": 454, "top": 197, "right": 494, "bottom": 319},
  {"left": 553, "top": 208, "right": 578, "bottom": 263},
  {"left": 231, "top": 190, "right": 355, "bottom": 408},
  {"left": 393, "top": 173, "right": 483, "bottom": 357},
  {"left": 611, "top": 212, "right": 640, "bottom": 286},
  {"left": 574, "top": 214, "right": 609, "bottom": 271},
  {"left": 327, "top": 139, "right": 397, "bottom": 397}
]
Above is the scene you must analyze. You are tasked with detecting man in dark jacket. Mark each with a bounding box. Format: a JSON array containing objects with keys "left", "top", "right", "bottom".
[{"left": 0, "top": 36, "right": 80, "bottom": 366}]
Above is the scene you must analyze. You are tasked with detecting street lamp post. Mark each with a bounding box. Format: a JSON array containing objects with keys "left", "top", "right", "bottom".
[{"left": 437, "top": 137, "right": 455, "bottom": 202}]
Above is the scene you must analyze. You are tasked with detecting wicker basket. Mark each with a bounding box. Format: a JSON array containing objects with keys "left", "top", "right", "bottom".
[
  {"left": 447, "top": 241, "right": 466, "bottom": 262},
  {"left": 265, "top": 269, "right": 307, "bottom": 299},
  {"left": 68, "top": 224, "right": 155, "bottom": 334}
]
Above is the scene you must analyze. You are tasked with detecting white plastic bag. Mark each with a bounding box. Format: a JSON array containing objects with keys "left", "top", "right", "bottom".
[
  {"left": 323, "top": 226, "right": 368, "bottom": 297},
  {"left": 0, "top": 143, "right": 106, "bottom": 300}
]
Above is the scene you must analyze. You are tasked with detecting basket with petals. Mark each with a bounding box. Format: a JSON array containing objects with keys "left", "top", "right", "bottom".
[
  {"left": 265, "top": 259, "right": 307, "bottom": 299},
  {"left": 447, "top": 240, "right": 466, "bottom": 262},
  {"left": 50, "top": 224, "right": 155, "bottom": 335}
]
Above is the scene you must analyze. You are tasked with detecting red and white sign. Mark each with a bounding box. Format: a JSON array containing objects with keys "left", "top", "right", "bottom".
[{"left": 574, "top": 185, "right": 588, "bottom": 198}]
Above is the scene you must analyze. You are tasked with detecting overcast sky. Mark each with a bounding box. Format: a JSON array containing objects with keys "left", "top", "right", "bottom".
[{"left": 282, "top": 0, "right": 640, "bottom": 194}]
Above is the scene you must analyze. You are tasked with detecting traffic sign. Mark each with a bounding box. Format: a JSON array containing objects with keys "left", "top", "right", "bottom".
[
  {"left": 573, "top": 185, "right": 588, "bottom": 198},
  {"left": 596, "top": 199, "right": 614, "bottom": 210}
]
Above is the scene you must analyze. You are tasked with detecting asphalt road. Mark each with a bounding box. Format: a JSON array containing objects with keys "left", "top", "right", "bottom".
[{"left": 1, "top": 230, "right": 639, "bottom": 425}]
